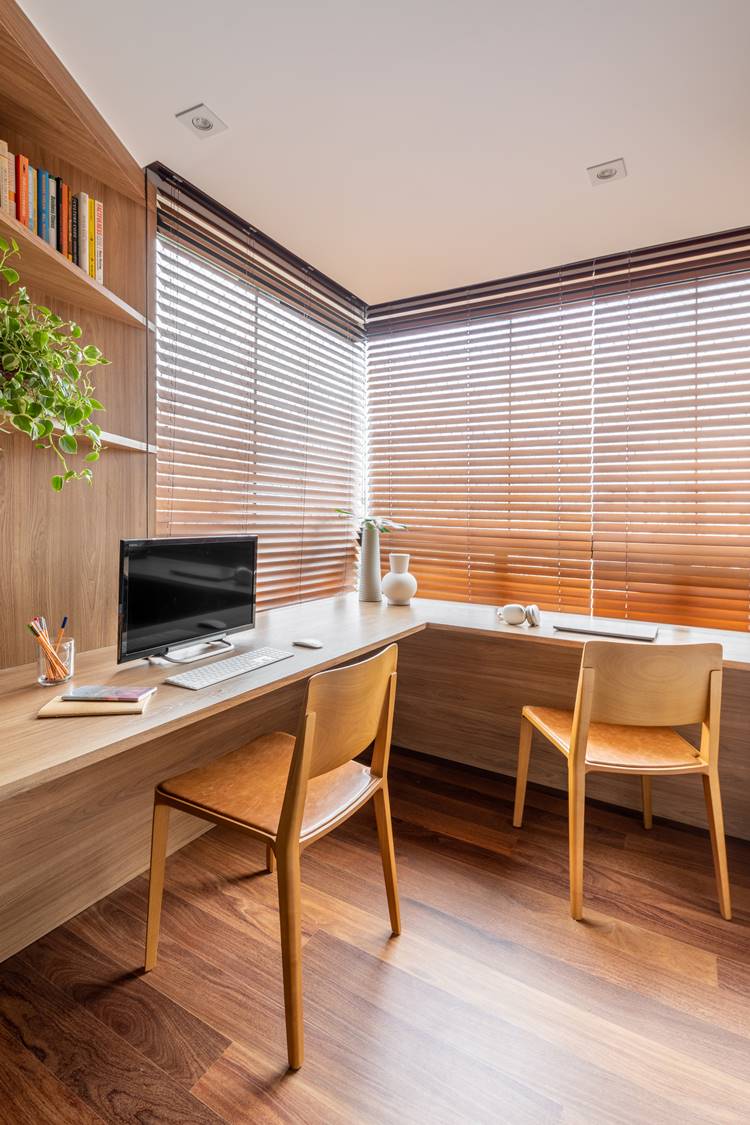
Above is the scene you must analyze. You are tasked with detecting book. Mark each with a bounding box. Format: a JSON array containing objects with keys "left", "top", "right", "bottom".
[
  {"left": 56, "top": 178, "right": 66, "bottom": 255},
  {"left": 8, "top": 153, "right": 15, "bottom": 214},
  {"left": 67, "top": 185, "right": 73, "bottom": 260},
  {"left": 87, "top": 196, "right": 95, "bottom": 277},
  {"left": 28, "top": 165, "right": 36, "bottom": 233},
  {"left": 15, "top": 154, "right": 28, "bottom": 226},
  {"left": 94, "top": 199, "right": 104, "bottom": 283},
  {"left": 77, "top": 191, "right": 88, "bottom": 272},
  {"left": 61, "top": 685, "right": 157, "bottom": 703},
  {"left": 37, "top": 169, "right": 49, "bottom": 241},
  {"left": 71, "top": 194, "right": 79, "bottom": 265},
  {"left": 48, "top": 177, "right": 57, "bottom": 248},
  {"left": 37, "top": 694, "right": 155, "bottom": 718},
  {"left": 0, "top": 141, "right": 8, "bottom": 214}
]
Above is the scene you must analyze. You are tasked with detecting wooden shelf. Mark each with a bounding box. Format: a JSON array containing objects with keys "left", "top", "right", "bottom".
[{"left": 0, "top": 210, "right": 146, "bottom": 328}]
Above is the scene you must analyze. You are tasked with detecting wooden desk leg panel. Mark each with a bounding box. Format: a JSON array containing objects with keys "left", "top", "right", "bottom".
[
  {"left": 0, "top": 681, "right": 305, "bottom": 962},
  {"left": 393, "top": 629, "right": 750, "bottom": 841}
]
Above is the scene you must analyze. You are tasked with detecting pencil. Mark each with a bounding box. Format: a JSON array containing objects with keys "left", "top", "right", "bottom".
[
  {"left": 28, "top": 622, "right": 68, "bottom": 680},
  {"left": 54, "top": 615, "right": 68, "bottom": 653}
]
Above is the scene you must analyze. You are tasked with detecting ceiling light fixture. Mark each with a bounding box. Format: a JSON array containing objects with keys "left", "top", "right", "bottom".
[
  {"left": 175, "top": 103, "right": 228, "bottom": 139},
  {"left": 587, "top": 158, "right": 627, "bottom": 186}
]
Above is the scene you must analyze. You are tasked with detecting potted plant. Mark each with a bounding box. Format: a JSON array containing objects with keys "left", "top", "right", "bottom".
[
  {"left": 0, "top": 238, "right": 109, "bottom": 490},
  {"left": 336, "top": 509, "right": 406, "bottom": 601}
]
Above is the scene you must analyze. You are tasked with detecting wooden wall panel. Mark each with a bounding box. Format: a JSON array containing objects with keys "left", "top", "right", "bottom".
[
  {"left": 394, "top": 629, "right": 750, "bottom": 840},
  {"left": 0, "top": 681, "right": 305, "bottom": 961},
  {"left": 0, "top": 435, "right": 148, "bottom": 667}
]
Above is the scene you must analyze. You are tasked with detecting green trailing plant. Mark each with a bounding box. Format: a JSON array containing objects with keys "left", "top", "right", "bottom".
[
  {"left": 335, "top": 509, "right": 407, "bottom": 534},
  {"left": 0, "top": 238, "right": 109, "bottom": 490}
]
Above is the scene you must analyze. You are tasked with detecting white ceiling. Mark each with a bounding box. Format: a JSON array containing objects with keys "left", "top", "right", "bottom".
[{"left": 21, "top": 0, "right": 750, "bottom": 304}]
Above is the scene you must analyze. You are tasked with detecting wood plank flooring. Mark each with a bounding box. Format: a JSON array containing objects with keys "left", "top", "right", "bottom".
[{"left": 1, "top": 748, "right": 748, "bottom": 1124}]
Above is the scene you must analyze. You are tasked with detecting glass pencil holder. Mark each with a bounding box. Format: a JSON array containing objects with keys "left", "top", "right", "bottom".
[{"left": 37, "top": 638, "right": 75, "bottom": 686}]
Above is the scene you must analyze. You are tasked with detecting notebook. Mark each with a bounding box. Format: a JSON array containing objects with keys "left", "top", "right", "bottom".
[
  {"left": 553, "top": 618, "right": 658, "bottom": 642},
  {"left": 61, "top": 685, "right": 156, "bottom": 703},
  {"left": 37, "top": 693, "right": 155, "bottom": 718}
]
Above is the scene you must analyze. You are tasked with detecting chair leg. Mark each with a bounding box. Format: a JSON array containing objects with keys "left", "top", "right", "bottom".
[
  {"left": 568, "top": 769, "right": 586, "bottom": 921},
  {"left": 277, "top": 842, "right": 304, "bottom": 1069},
  {"left": 513, "top": 715, "right": 533, "bottom": 828},
  {"left": 641, "top": 775, "right": 653, "bottom": 830},
  {"left": 144, "top": 800, "right": 170, "bottom": 971},
  {"left": 702, "top": 774, "right": 732, "bottom": 920},
  {"left": 266, "top": 843, "right": 276, "bottom": 874},
  {"left": 373, "top": 785, "right": 401, "bottom": 935}
]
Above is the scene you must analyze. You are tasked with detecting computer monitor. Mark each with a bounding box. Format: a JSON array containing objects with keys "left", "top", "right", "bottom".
[{"left": 117, "top": 535, "right": 258, "bottom": 663}]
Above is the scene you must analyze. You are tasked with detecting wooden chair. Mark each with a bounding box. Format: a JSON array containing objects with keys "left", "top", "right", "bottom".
[
  {"left": 144, "top": 643, "right": 401, "bottom": 1069},
  {"left": 512, "top": 641, "right": 731, "bottom": 921}
]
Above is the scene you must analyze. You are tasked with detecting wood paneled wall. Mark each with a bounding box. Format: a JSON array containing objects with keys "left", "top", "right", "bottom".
[{"left": 394, "top": 629, "right": 750, "bottom": 840}]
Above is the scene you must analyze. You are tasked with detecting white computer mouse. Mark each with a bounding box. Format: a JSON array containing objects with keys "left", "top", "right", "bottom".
[{"left": 292, "top": 638, "right": 324, "bottom": 649}]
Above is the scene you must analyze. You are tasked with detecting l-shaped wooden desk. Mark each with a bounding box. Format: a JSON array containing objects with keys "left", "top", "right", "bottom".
[{"left": 2, "top": 594, "right": 749, "bottom": 960}]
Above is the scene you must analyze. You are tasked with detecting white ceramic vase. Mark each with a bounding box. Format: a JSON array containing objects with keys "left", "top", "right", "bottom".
[
  {"left": 381, "top": 553, "right": 418, "bottom": 606},
  {"left": 359, "top": 524, "right": 383, "bottom": 602}
]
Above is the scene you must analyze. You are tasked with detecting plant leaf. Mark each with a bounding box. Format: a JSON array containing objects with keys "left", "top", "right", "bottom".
[
  {"left": 59, "top": 434, "right": 78, "bottom": 454},
  {"left": 51, "top": 475, "right": 64, "bottom": 491}
]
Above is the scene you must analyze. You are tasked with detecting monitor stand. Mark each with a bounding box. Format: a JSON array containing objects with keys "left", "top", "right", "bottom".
[{"left": 148, "top": 635, "right": 235, "bottom": 666}]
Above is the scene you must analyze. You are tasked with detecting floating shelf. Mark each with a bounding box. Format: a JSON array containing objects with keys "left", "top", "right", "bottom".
[
  {"left": 0, "top": 210, "right": 146, "bottom": 328},
  {"left": 100, "top": 430, "right": 157, "bottom": 454},
  {"left": 49, "top": 422, "right": 157, "bottom": 455}
]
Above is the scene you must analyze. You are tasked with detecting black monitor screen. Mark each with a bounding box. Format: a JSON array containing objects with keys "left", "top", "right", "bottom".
[{"left": 118, "top": 536, "right": 257, "bottom": 662}]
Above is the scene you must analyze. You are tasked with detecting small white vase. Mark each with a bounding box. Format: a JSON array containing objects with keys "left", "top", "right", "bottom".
[
  {"left": 359, "top": 525, "right": 383, "bottom": 602},
  {"left": 382, "top": 553, "right": 417, "bottom": 606}
]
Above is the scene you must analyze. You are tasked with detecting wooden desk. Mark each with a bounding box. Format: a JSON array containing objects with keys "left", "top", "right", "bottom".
[{"left": 2, "top": 595, "right": 749, "bottom": 960}]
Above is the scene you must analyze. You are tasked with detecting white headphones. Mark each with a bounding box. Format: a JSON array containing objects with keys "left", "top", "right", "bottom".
[{"left": 497, "top": 603, "right": 541, "bottom": 627}]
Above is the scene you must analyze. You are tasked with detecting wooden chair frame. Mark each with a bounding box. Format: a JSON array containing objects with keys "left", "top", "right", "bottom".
[
  {"left": 513, "top": 642, "right": 731, "bottom": 922},
  {"left": 144, "top": 644, "right": 401, "bottom": 1069}
]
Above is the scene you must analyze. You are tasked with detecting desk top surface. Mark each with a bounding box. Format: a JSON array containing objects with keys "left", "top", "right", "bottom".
[{"left": 3, "top": 595, "right": 749, "bottom": 801}]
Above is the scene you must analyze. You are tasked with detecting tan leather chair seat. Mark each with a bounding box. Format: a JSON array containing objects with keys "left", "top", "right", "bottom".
[
  {"left": 523, "top": 706, "right": 702, "bottom": 771},
  {"left": 159, "top": 730, "right": 378, "bottom": 840}
]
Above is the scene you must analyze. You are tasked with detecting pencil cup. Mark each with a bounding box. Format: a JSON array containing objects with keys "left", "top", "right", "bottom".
[{"left": 37, "top": 639, "right": 75, "bottom": 686}]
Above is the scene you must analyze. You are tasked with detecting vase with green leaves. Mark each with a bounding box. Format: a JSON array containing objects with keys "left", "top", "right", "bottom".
[
  {"left": 0, "top": 238, "right": 109, "bottom": 490},
  {"left": 336, "top": 509, "right": 406, "bottom": 602}
]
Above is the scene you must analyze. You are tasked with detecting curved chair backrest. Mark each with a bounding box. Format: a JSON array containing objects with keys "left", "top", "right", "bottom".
[
  {"left": 579, "top": 641, "right": 723, "bottom": 727},
  {"left": 278, "top": 643, "right": 398, "bottom": 845},
  {"left": 304, "top": 643, "right": 399, "bottom": 778}
]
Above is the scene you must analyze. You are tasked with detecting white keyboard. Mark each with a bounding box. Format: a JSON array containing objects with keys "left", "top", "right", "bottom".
[{"left": 165, "top": 647, "right": 294, "bottom": 690}]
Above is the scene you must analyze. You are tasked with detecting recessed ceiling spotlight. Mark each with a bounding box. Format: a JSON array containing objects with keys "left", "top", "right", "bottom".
[
  {"left": 175, "top": 103, "right": 228, "bottom": 139},
  {"left": 587, "top": 158, "right": 627, "bottom": 186}
]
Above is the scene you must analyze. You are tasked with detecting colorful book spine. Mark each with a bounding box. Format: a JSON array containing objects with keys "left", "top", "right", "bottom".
[
  {"left": 87, "top": 196, "right": 95, "bottom": 278},
  {"left": 37, "top": 169, "right": 49, "bottom": 241},
  {"left": 94, "top": 199, "right": 104, "bottom": 283},
  {"left": 71, "top": 194, "right": 79, "bottom": 266},
  {"left": 15, "top": 154, "right": 28, "bottom": 226},
  {"left": 57, "top": 179, "right": 67, "bottom": 257},
  {"left": 28, "top": 166, "right": 37, "bottom": 233},
  {"left": 0, "top": 141, "right": 8, "bottom": 214},
  {"left": 48, "top": 178, "right": 57, "bottom": 248},
  {"left": 76, "top": 191, "right": 88, "bottom": 271},
  {"left": 8, "top": 152, "right": 15, "bottom": 214}
]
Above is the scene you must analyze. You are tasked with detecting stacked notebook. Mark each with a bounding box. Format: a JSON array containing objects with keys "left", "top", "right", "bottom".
[{"left": 37, "top": 685, "right": 156, "bottom": 718}]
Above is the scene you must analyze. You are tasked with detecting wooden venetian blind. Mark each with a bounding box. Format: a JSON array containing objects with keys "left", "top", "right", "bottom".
[
  {"left": 367, "top": 229, "right": 750, "bottom": 629},
  {"left": 152, "top": 166, "right": 366, "bottom": 609}
]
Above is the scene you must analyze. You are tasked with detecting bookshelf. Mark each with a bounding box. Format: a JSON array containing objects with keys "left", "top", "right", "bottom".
[
  {"left": 0, "top": 0, "right": 152, "bottom": 667},
  {"left": 0, "top": 210, "right": 147, "bottom": 327}
]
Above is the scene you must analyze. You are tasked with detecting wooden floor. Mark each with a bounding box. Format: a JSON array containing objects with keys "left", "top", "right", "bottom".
[{"left": 1, "top": 749, "right": 749, "bottom": 1125}]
